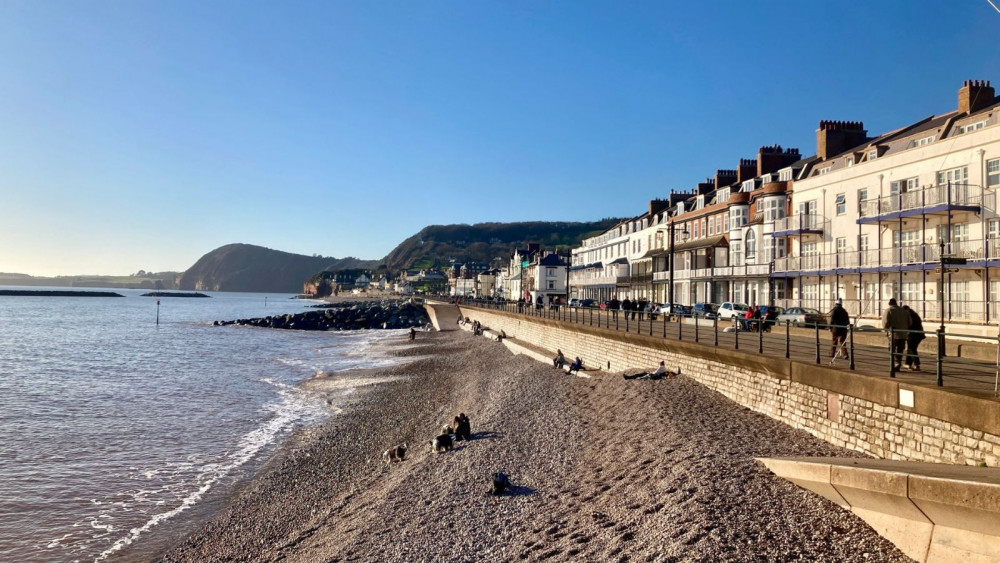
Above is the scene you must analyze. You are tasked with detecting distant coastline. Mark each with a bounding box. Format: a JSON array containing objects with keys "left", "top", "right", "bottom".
[{"left": 0, "top": 290, "right": 125, "bottom": 297}]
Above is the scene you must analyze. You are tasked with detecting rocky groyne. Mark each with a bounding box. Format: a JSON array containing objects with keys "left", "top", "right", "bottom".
[{"left": 214, "top": 299, "right": 429, "bottom": 330}]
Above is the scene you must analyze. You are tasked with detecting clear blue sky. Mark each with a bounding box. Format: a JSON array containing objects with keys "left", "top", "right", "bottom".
[{"left": 1, "top": 1, "right": 998, "bottom": 276}]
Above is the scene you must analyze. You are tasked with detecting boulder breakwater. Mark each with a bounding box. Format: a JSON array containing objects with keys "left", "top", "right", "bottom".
[{"left": 214, "top": 299, "right": 430, "bottom": 330}]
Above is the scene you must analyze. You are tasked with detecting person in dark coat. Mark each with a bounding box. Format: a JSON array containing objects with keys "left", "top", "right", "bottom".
[
  {"left": 902, "top": 305, "right": 925, "bottom": 371},
  {"left": 622, "top": 298, "right": 632, "bottom": 320},
  {"left": 829, "top": 299, "right": 850, "bottom": 359}
]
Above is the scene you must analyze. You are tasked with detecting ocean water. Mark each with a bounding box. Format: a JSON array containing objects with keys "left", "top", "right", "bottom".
[{"left": 0, "top": 288, "right": 402, "bottom": 562}]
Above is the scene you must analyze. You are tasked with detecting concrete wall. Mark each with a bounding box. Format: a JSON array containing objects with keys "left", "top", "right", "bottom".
[{"left": 461, "top": 307, "right": 1000, "bottom": 467}]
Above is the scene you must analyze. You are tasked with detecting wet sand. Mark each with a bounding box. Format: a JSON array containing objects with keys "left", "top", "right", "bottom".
[{"left": 159, "top": 330, "right": 910, "bottom": 562}]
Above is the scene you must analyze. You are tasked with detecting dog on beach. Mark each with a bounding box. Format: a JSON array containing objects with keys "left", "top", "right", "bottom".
[
  {"left": 430, "top": 433, "right": 454, "bottom": 453},
  {"left": 441, "top": 424, "right": 454, "bottom": 435},
  {"left": 382, "top": 443, "right": 408, "bottom": 464},
  {"left": 453, "top": 413, "right": 471, "bottom": 441}
]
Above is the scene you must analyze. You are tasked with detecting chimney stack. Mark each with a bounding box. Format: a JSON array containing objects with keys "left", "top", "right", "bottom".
[
  {"left": 697, "top": 180, "right": 714, "bottom": 195},
  {"left": 816, "top": 120, "right": 868, "bottom": 160},
  {"left": 714, "top": 169, "right": 737, "bottom": 190},
  {"left": 648, "top": 198, "right": 670, "bottom": 217},
  {"left": 958, "top": 79, "right": 995, "bottom": 115},
  {"left": 737, "top": 158, "right": 757, "bottom": 183},
  {"left": 757, "top": 145, "right": 801, "bottom": 176}
]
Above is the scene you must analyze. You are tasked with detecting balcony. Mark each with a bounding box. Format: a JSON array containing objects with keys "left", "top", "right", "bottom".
[
  {"left": 858, "top": 184, "right": 990, "bottom": 224},
  {"left": 772, "top": 238, "right": 1000, "bottom": 276},
  {"left": 772, "top": 213, "right": 825, "bottom": 238}
]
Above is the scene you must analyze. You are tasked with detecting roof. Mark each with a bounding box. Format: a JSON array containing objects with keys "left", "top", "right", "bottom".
[
  {"left": 538, "top": 254, "right": 567, "bottom": 267},
  {"left": 609, "top": 257, "right": 629, "bottom": 265},
  {"left": 672, "top": 235, "right": 728, "bottom": 252},
  {"left": 639, "top": 248, "right": 667, "bottom": 259}
]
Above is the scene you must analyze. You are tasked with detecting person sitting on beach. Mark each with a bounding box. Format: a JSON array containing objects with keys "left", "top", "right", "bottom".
[
  {"left": 567, "top": 357, "right": 583, "bottom": 374},
  {"left": 553, "top": 349, "right": 565, "bottom": 369},
  {"left": 623, "top": 361, "right": 674, "bottom": 380},
  {"left": 409, "top": 327, "right": 416, "bottom": 341},
  {"left": 495, "top": 329, "right": 506, "bottom": 343}
]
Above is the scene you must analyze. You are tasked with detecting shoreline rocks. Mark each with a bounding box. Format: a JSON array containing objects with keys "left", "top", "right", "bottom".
[
  {"left": 0, "top": 290, "right": 124, "bottom": 297},
  {"left": 214, "top": 299, "right": 429, "bottom": 330}
]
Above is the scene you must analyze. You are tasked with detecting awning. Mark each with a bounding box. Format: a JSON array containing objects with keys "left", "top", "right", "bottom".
[
  {"left": 639, "top": 248, "right": 667, "bottom": 259},
  {"left": 671, "top": 234, "right": 728, "bottom": 252}
]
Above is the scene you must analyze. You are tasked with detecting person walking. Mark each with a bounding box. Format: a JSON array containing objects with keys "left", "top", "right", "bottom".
[
  {"left": 902, "top": 305, "right": 925, "bottom": 371},
  {"left": 829, "top": 298, "right": 850, "bottom": 359},
  {"left": 622, "top": 298, "right": 633, "bottom": 321},
  {"left": 608, "top": 296, "right": 620, "bottom": 320},
  {"left": 881, "top": 298, "right": 911, "bottom": 372}
]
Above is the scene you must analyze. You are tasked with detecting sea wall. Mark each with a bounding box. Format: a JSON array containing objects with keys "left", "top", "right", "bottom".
[{"left": 459, "top": 307, "right": 1000, "bottom": 467}]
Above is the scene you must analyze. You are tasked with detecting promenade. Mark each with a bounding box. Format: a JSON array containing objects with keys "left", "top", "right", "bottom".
[{"left": 461, "top": 300, "right": 1000, "bottom": 400}]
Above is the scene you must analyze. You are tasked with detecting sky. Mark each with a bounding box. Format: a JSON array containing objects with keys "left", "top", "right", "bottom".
[{"left": 1, "top": 1, "right": 998, "bottom": 276}]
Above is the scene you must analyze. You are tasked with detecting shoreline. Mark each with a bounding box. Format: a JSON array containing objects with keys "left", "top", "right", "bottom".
[{"left": 158, "top": 330, "right": 911, "bottom": 562}]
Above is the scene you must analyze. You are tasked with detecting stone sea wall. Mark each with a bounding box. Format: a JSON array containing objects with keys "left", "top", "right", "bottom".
[{"left": 460, "top": 307, "right": 1000, "bottom": 467}]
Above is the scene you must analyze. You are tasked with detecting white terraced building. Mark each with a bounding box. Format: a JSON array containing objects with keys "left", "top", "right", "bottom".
[{"left": 774, "top": 80, "right": 1000, "bottom": 331}]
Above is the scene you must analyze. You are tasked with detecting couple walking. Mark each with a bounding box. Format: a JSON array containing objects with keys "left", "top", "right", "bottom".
[{"left": 882, "top": 298, "right": 925, "bottom": 372}]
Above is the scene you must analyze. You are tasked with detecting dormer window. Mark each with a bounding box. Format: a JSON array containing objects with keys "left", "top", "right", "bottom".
[
  {"left": 741, "top": 179, "right": 755, "bottom": 193},
  {"left": 778, "top": 168, "right": 793, "bottom": 182},
  {"left": 696, "top": 195, "right": 704, "bottom": 209},
  {"left": 958, "top": 120, "right": 986, "bottom": 134},
  {"left": 913, "top": 135, "right": 935, "bottom": 147},
  {"left": 817, "top": 166, "right": 832, "bottom": 175},
  {"left": 868, "top": 149, "right": 877, "bottom": 161},
  {"left": 717, "top": 188, "right": 730, "bottom": 201},
  {"left": 846, "top": 157, "right": 854, "bottom": 167}
]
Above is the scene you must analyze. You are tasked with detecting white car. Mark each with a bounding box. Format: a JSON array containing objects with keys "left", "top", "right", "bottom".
[{"left": 716, "top": 302, "right": 749, "bottom": 320}]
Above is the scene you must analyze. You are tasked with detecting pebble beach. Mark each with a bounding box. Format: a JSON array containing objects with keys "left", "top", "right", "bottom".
[{"left": 159, "top": 329, "right": 911, "bottom": 562}]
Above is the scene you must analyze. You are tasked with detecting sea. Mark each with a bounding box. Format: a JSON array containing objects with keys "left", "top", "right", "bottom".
[{"left": 0, "top": 288, "right": 403, "bottom": 562}]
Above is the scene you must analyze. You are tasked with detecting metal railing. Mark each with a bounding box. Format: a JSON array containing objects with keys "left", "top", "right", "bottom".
[
  {"left": 460, "top": 298, "right": 1000, "bottom": 396},
  {"left": 859, "top": 183, "right": 986, "bottom": 219},
  {"left": 774, "top": 237, "right": 1000, "bottom": 274}
]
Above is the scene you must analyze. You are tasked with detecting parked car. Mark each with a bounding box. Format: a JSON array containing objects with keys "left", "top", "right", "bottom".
[
  {"left": 717, "top": 302, "right": 749, "bottom": 320},
  {"left": 757, "top": 305, "right": 784, "bottom": 330},
  {"left": 653, "top": 303, "right": 690, "bottom": 317},
  {"left": 569, "top": 298, "right": 596, "bottom": 309},
  {"left": 692, "top": 303, "right": 719, "bottom": 319},
  {"left": 776, "top": 307, "right": 828, "bottom": 327}
]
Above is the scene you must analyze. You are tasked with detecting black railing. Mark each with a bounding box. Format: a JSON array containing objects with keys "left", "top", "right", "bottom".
[{"left": 457, "top": 298, "right": 1000, "bottom": 396}]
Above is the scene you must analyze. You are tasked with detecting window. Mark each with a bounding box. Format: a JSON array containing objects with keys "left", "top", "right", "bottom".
[
  {"left": 802, "top": 242, "right": 818, "bottom": 256},
  {"left": 890, "top": 177, "right": 919, "bottom": 194},
  {"left": 846, "top": 157, "right": 854, "bottom": 167},
  {"left": 745, "top": 229, "right": 757, "bottom": 262},
  {"left": 835, "top": 193, "right": 847, "bottom": 215},
  {"left": 708, "top": 216, "right": 715, "bottom": 236},
  {"left": 958, "top": 120, "right": 986, "bottom": 134},
  {"left": 723, "top": 214, "right": 730, "bottom": 232},
  {"left": 913, "top": 136, "right": 935, "bottom": 147},
  {"left": 779, "top": 168, "right": 793, "bottom": 182},
  {"left": 701, "top": 219, "right": 707, "bottom": 238},
  {"left": 716, "top": 215, "right": 722, "bottom": 234},
  {"left": 988, "top": 158, "right": 1000, "bottom": 187},
  {"left": 937, "top": 223, "right": 969, "bottom": 243},
  {"left": 859, "top": 235, "right": 870, "bottom": 252},
  {"left": 730, "top": 207, "right": 748, "bottom": 228},
  {"left": 836, "top": 237, "right": 848, "bottom": 254},
  {"left": 717, "top": 188, "right": 730, "bottom": 201},
  {"left": 693, "top": 221, "right": 699, "bottom": 239},
  {"left": 817, "top": 166, "right": 832, "bottom": 175},
  {"left": 546, "top": 267, "right": 556, "bottom": 277},
  {"left": 858, "top": 188, "right": 868, "bottom": 203},
  {"left": 893, "top": 230, "right": 921, "bottom": 246},
  {"left": 901, "top": 282, "right": 920, "bottom": 305},
  {"left": 730, "top": 241, "right": 742, "bottom": 266},
  {"left": 868, "top": 149, "right": 878, "bottom": 161},
  {"left": 989, "top": 219, "right": 1000, "bottom": 240},
  {"left": 763, "top": 197, "right": 786, "bottom": 222},
  {"left": 937, "top": 166, "right": 968, "bottom": 186}
]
